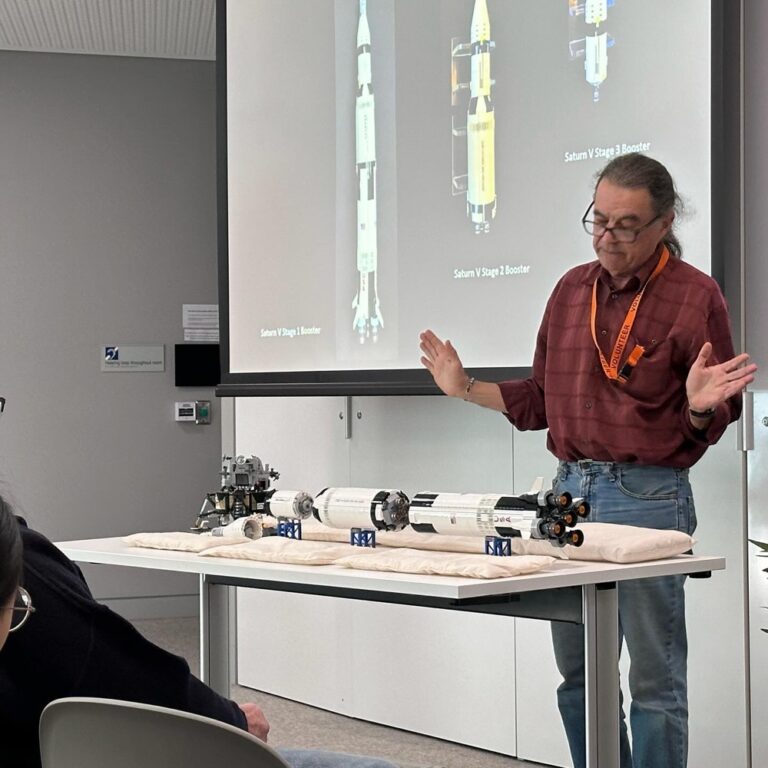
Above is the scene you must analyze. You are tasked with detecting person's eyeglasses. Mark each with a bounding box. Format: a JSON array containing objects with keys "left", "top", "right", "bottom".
[
  {"left": 581, "top": 202, "right": 661, "bottom": 243},
  {"left": 9, "top": 587, "right": 35, "bottom": 632}
]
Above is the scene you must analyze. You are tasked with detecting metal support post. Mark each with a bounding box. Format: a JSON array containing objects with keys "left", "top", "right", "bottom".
[
  {"left": 583, "top": 582, "right": 620, "bottom": 768},
  {"left": 199, "top": 575, "right": 238, "bottom": 696}
]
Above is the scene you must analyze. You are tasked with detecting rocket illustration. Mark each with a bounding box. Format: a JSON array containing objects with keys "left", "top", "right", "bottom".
[
  {"left": 352, "top": 0, "right": 383, "bottom": 344},
  {"left": 569, "top": 0, "right": 615, "bottom": 102},
  {"left": 466, "top": 0, "right": 496, "bottom": 234}
]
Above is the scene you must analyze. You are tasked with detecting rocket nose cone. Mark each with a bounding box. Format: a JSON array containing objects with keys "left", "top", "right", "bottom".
[
  {"left": 357, "top": 13, "right": 371, "bottom": 47},
  {"left": 471, "top": 0, "right": 491, "bottom": 42}
]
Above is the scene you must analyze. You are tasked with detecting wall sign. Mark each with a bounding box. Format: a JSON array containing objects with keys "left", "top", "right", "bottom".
[{"left": 100, "top": 344, "right": 165, "bottom": 372}]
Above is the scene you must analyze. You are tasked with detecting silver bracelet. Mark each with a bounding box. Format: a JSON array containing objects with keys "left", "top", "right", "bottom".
[
  {"left": 464, "top": 376, "right": 476, "bottom": 400},
  {"left": 688, "top": 406, "right": 715, "bottom": 419}
]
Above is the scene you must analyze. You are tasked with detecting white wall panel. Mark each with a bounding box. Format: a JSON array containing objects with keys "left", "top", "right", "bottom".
[
  {"left": 348, "top": 395, "right": 514, "bottom": 494},
  {"left": 237, "top": 590, "right": 352, "bottom": 714},
  {"left": 237, "top": 590, "right": 518, "bottom": 755},
  {"left": 234, "top": 396, "right": 352, "bottom": 492},
  {"left": 509, "top": 426, "right": 559, "bottom": 494},
  {"left": 514, "top": 618, "right": 573, "bottom": 768},
  {"left": 349, "top": 602, "right": 516, "bottom": 754}
]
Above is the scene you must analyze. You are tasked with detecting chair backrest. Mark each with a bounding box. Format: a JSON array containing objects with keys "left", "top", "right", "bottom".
[{"left": 39, "top": 697, "right": 291, "bottom": 768}]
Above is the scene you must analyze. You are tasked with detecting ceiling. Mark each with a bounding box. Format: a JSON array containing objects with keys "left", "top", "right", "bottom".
[{"left": 0, "top": 0, "right": 215, "bottom": 60}]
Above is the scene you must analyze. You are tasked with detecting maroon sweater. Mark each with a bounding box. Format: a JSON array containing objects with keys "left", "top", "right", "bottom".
[{"left": 499, "top": 254, "right": 740, "bottom": 467}]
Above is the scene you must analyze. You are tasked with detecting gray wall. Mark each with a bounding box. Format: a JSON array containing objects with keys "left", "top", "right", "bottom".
[{"left": 0, "top": 50, "right": 220, "bottom": 614}]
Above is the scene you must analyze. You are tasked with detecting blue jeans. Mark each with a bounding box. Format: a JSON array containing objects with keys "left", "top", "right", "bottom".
[
  {"left": 551, "top": 460, "right": 696, "bottom": 768},
  {"left": 278, "top": 749, "right": 401, "bottom": 768}
]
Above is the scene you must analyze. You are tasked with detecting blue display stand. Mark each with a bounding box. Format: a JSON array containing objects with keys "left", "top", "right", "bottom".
[
  {"left": 277, "top": 519, "right": 302, "bottom": 540},
  {"left": 350, "top": 528, "right": 376, "bottom": 548},
  {"left": 485, "top": 536, "right": 512, "bottom": 557}
]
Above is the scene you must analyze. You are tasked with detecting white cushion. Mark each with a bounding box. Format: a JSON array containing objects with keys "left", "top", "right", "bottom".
[
  {"left": 124, "top": 521, "right": 691, "bottom": 565},
  {"left": 335, "top": 548, "right": 555, "bottom": 579},
  {"left": 301, "top": 518, "right": 571, "bottom": 558},
  {"left": 122, "top": 531, "right": 247, "bottom": 552},
  {"left": 300, "top": 518, "right": 353, "bottom": 543},
  {"left": 374, "top": 528, "right": 571, "bottom": 558},
  {"left": 201, "top": 537, "right": 371, "bottom": 565},
  {"left": 303, "top": 519, "right": 693, "bottom": 564},
  {"left": 559, "top": 522, "right": 695, "bottom": 563}
]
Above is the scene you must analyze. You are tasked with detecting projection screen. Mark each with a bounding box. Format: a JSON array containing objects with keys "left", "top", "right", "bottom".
[{"left": 218, "top": 0, "right": 720, "bottom": 396}]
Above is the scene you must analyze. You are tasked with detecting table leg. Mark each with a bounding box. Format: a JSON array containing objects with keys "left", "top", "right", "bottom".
[
  {"left": 583, "top": 582, "right": 619, "bottom": 768},
  {"left": 199, "top": 575, "right": 237, "bottom": 696}
]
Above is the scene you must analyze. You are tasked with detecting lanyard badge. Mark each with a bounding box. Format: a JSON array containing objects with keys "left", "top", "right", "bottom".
[{"left": 590, "top": 247, "right": 669, "bottom": 383}]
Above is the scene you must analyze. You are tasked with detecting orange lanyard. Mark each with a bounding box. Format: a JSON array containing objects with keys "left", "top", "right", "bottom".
[{"left": 590, "top": 247, "right": 669, "bottom": 383}]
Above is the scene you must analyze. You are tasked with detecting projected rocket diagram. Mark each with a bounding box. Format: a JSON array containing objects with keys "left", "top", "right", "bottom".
[
  {"left": 568, "top": 0, "right": 615, "bottom": 102},
  {"left": 352, "top": 0, "right": 383, "bottom": 344},
  {"left": 451, "top": 0, "right": 496, "bottom": 234}
]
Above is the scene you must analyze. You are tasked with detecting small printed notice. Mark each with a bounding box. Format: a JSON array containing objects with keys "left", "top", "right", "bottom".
[
  {"left": 100, "top": 344, "right": 165, "bottom": 372},
  {"left": 183, "top": 304, "right": 219, "bottom": 329},
  {"left": 183, "top": 304, "right": 219, "bottom": 342},
  {"left": 184, "top": 328, "right": 220, "bottom": 342}
]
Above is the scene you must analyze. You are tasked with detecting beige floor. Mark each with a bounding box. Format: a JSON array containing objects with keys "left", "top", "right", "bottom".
[{"left": 133, "top": 617, "right": 556, "bottom": 768}]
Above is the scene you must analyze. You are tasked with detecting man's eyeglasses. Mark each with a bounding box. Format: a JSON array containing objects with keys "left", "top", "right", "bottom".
[
  {"left": 581, "top": 202, "right": 661, "bottom": 243},
  {"left": 9, "top": 587, "right": 35, "bottom": 632}
]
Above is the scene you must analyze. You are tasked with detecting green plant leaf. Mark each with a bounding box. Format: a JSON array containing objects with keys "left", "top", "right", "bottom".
[{"left": 749, "top": 539, "right": 768, "bottom": 552}]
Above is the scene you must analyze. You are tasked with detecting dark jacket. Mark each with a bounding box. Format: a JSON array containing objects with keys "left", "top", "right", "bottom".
[{"left": 0, "top": 518, "right": 246, "bottom": 768}]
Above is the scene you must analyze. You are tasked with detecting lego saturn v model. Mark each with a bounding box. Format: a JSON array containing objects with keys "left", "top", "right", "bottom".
[
  {"left": 568, "top": 0, "right": 615, "bottom": 102},
  {"left": 192, "top": 455, "right": 313, "bottom": 534},
  {"left": 451, "top": 0, "right": 496, "bottom": 234},
  {"left": 313, "top": 487, "right": 410, "bottom": 532},
  {"left": 311, "top": 485, "right": 587, "bottom": 550},
  {"left": 352, "top": 0, "right": 383, "bottom": 344},
  {"left": 409, "top": 490, "right": 588, "bottom": 547}
]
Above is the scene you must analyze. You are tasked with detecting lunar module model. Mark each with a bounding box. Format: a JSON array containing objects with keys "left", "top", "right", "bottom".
[{"left": 191, "top": 455, "right": 313, "bottom": 536}]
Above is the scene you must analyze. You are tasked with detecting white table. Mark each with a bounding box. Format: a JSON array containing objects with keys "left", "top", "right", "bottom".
[{"left": 57, "top": 537, "right": 724, "bottom": 768}]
